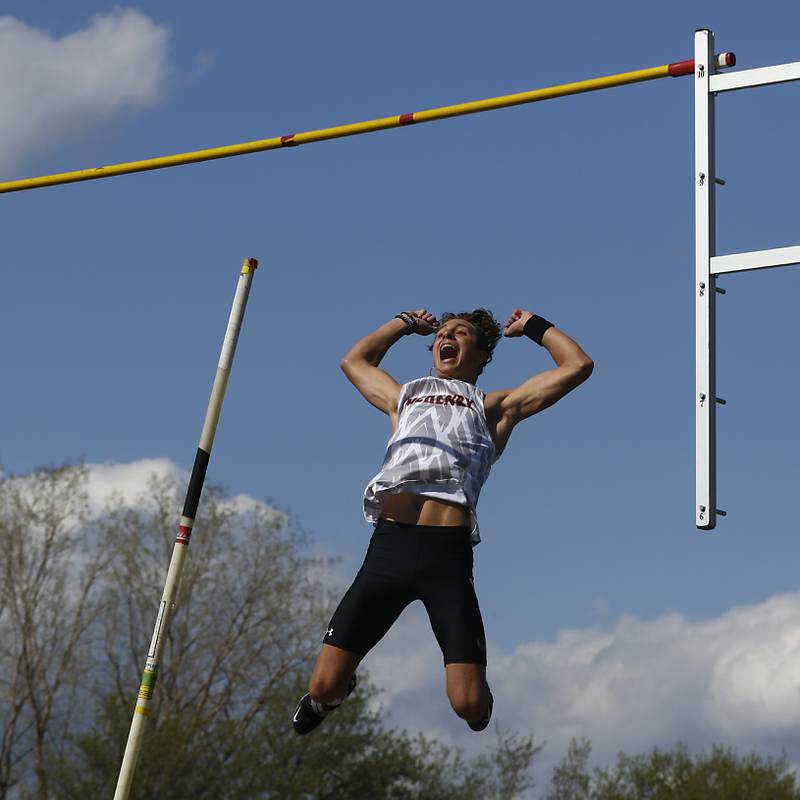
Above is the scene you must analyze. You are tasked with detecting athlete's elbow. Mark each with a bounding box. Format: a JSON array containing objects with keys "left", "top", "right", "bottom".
[
  {"left": 570, "top": 357, "right": 594, "bottom": 384},
  {"left": 340, "top": 354, "right": 359, "bottom": 376}
]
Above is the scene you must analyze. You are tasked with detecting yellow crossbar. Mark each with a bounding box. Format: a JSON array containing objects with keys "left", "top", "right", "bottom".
[{"left": 0, "top": 61, "right": 691, "bottom": 194}]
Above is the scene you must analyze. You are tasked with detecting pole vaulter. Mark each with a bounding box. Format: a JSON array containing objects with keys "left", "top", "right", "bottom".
[
  {"left": 0, "top": 54, "right": 734, "bottom": 194},
  {"left": 113, "top": 258, "right": 258, "bottom": 800}
]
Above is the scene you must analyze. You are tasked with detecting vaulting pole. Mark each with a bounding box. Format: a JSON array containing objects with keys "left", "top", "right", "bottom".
[
  {"left": 0, "top": 55, "right": 734, "bottom": 194},
  {"left": 113, "top": 257, "right": 258, "bottom": 800}
]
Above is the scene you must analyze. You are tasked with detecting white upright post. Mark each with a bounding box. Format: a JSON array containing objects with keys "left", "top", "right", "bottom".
[
  {"left": 695, "top": 29, "right": 717, "bottom": 530},
  {"left": 693, "top": 35, "right": 800, "bottom": 529}
]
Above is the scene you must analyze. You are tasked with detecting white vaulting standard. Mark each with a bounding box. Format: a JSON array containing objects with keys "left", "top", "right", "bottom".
[{"left": 694, "top": 29, "right": 800, "bottom": 530}]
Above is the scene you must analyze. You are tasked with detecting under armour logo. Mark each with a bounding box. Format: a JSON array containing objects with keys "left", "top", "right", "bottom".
[{"left": 327, "top": 627, "right": 334, "bottom": 637}]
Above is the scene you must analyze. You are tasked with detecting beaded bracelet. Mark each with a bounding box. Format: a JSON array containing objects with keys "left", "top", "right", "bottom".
[{"left": 394, "top": 312, "right": 417, "bottom": 335}]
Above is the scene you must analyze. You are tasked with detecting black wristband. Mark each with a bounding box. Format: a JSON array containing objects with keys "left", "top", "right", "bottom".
[
  {"left": 523, "top": 314, "right": 554, "bottom": 345},
  {"left": 394, "top": 312, "right": 417, "bottom": 335}
]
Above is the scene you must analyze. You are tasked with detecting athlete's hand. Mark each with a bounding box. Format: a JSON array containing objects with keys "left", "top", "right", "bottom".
[
  {"left": 409, "top": 309, "right": 439, "bottom": 335},
  {"left": 503, "top": 309, "right": 534, "bottom": 337}
]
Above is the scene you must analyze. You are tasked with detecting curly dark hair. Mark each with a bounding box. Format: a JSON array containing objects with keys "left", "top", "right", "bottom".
[{"left": 428, "top": 308, "right": 502, "bottom": 376}]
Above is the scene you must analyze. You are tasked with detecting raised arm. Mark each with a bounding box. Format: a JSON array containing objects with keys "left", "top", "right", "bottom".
[
  {"left": 485, "top": 309, "right": 593, "bottom": 448},
  {"left": 340, "top": 309, "right": 439, "bottom": 417}
]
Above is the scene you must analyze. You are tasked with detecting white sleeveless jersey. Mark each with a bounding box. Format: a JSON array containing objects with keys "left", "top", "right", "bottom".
[{"left": 363, "top": 376, "right": 498, "bottom": 545}]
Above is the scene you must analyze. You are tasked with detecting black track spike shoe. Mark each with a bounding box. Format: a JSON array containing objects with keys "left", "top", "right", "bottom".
[{"left": 292, "top": 674, "right": 357, "bottom": 735}]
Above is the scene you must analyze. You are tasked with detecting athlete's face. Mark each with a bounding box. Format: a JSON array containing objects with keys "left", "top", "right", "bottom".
[{"left": 431, "top": 319, "right": 487, "bottom": 382}]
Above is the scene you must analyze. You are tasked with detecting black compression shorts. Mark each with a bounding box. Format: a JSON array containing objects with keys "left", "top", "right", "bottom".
[{"left": 324, "top": 519, "right": 487, "bottom": 665}]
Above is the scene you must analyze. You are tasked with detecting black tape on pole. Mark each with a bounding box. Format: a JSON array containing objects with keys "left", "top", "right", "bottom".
[{"left": 182, "top": 448, "right": 211, "bottom": 519}]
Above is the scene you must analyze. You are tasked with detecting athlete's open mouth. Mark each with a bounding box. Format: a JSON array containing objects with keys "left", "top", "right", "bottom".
[{"left": 439, "top": 343, "right": 458, "bottom": 361}]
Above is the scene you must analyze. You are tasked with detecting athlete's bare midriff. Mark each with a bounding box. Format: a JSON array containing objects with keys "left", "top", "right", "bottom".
[{"left": 379, "top": 492, "right": 470, "bottom": 527}]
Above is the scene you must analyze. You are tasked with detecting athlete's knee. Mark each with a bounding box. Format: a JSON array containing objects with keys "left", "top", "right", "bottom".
[
  {"left": 309, "top": 671, "right": 352, "bottom": 704},
  {"left": 447, "top": 685, "right": 487, "bottom": 722}
]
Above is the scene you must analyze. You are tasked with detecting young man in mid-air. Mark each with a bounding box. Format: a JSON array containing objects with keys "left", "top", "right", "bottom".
[{"left": 292, "top": 306, "right": 593, "bottom": 733}]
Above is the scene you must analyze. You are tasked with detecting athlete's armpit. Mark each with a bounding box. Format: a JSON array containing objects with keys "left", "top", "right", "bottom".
[{"left": 340, "top": 357, "right": 401, "bottom": 416}]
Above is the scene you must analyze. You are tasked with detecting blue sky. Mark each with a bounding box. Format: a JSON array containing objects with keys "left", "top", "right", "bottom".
[{"left": 2, "top": 0, "right": 800, "bottom": 780}]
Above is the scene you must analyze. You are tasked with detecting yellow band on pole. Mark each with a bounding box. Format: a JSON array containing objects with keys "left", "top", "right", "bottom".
[{"left": 0, "top": 63, "right": 675, "bottom": 194}]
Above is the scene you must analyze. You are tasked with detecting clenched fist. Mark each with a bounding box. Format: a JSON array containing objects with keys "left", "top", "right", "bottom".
[
  {"left": 503, "top": 309, "right": 534, "bottom": 337},
  {"left": 408, "top": 309, "right": 440, "bottom": 336}
]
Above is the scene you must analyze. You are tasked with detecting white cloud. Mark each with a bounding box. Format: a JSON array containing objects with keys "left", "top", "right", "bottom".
[
  {"left": 363, "top": 594, "right": 800, "bottom": 785},
  {"left": 81, "top": 459, "right": 290, "bottom": 524},
  {"left": 77, "top": 460, "right": 353, "bottom": 605},
  {"left": 0, "top": 9, "right": 170, "bottom": 175},
  {"left": 82, "top": 457, "right": 184, "bottom": 513}
]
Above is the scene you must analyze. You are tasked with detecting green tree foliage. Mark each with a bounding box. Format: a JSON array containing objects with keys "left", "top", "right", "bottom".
[
  {"left": 0, "top": 466, "right": 110, "bottom": 800},
  {"left": 5, "top": 465, "right": 799, "bottom": 799},
  {"left": 54, "top": 675, "right": 538, "bottom": 800},
  {"left": 548, "top": 738, "right": 800, "bottom": 800},
  {"left": 546, "top": 738, "right": 592, "bottom": 800},
  {"left": 0, "top": 465, "right": 538, "bottom": 800}
]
